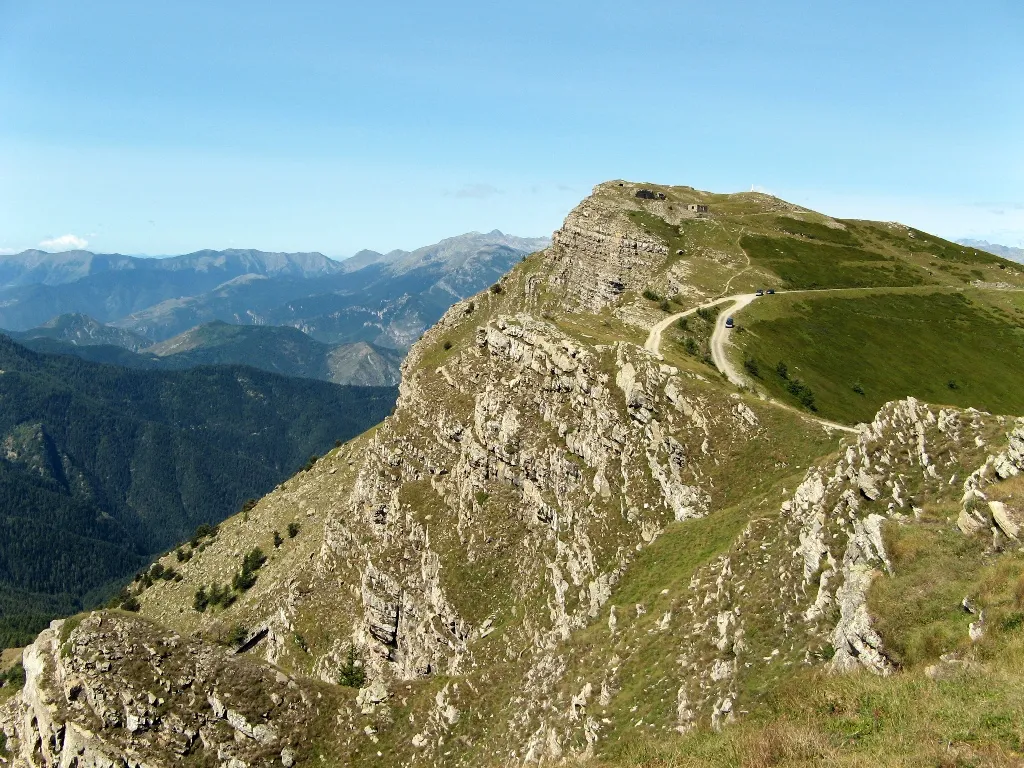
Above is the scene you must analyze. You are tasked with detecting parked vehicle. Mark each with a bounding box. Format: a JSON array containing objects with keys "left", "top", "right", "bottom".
[
  {"left": 725, "top": 317, "right": 735, "bottom": 329},
  {"left": 767, "top": 288, "right": 776, "bottom": 295},
  {"left": 755, "top": 289, "right": 764, "bottom": 297}
]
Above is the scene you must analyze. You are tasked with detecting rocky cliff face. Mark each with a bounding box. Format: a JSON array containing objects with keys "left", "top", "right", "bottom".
[
  {"left": 3, "top": 182, "right": 1023, "bottom": 768},
  {"left": 0, "top": 614, "right": 319, "bottom": 768},
  {"left": 547, "top": 186, "right": 670, "bottom": 312}
]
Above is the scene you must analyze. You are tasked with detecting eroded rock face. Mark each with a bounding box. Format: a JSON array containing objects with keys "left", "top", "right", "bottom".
[
  {"left": 0, "top": 614, "right": 314, "bottom": 768},
  {"left": 496, "top": 398, "right": 1012, "bottom": 759},
  {"left": 545, "top": 184, "right": 674, "bottom": 312},
  {"left": 1, "top": 391, "right": 1018, "bottom": 767},
  {"left": 317, "top": 310, "right": 766, "bottom": 687},
  {"left": 957, "top": 420, "right": 1024, "bottom": 540}
]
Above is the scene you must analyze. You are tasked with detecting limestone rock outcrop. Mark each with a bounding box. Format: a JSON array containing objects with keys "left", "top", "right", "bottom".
[{"left": 0, "top": 614, "right": 315, "bottom": 768}]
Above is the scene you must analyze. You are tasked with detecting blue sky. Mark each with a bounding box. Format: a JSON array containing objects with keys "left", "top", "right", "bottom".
[{"left": 0, "top": 0, "right": 1021, "bottom": 256}]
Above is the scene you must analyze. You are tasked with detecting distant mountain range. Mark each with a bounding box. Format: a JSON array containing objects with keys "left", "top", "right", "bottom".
[
  {"left": 0, "top": 229, "right": 547, "bottom": 644},
  {"left": 0, "top": 249, "right": 342, "bottom": 331},
  {"left": 9, "top": 313, "right": 151, "bottom": 351},
  {"left": 956, "top": 239, "right": 1024, "bottom": 264},
  {"left": 0, "top": 233, "right": 548, "bottom": 341},
  {"left": 16, "top": 319, "right": 405, "bottom": 387},
  {"left": 0, "top": 231, "right": 549, "bottom": 385}
]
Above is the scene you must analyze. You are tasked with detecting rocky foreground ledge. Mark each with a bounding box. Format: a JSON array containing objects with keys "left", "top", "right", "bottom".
[{"left": 0, "top": 613, "right": 321, "bottom": 768}]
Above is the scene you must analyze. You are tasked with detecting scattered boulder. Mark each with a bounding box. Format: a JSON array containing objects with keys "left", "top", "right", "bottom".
[{"left": 989, "top": 501, "right": 1019, "bottom": 540}]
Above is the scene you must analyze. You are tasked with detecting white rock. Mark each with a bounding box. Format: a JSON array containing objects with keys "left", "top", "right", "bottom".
[
  {"left": 969, "top": 612, "right": 985, "bottom": 642},
  {"left": 989, "top": 501, "right": 1019, "bottom": 540}
]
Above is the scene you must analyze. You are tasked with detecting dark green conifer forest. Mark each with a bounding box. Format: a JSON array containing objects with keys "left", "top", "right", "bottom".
[{"left": 0, "top": 335, "right": 396, "bottom": 648}]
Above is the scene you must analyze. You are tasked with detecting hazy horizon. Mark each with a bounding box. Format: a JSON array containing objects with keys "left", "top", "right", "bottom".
[{"left": 0, "top": 228, "right": 551, "bottom": 261}]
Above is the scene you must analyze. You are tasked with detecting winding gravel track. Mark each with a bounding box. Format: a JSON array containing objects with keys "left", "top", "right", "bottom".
[
  {"left": 645, "top": 291, "right": 860, "bottom": 434},
  {"left": 645, "top": 274, "right": 1024, "bottom": 435},
  {"left": 710, "top": 294, "right": 757, "bottom": 386},
  {"left": 643, "top": 295, "right": 740, "bottom": 353}
]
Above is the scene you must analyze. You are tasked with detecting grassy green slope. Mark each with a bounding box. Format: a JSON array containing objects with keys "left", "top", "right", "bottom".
[
  {"left": 739, "top": 216, "right": 1017, "bottom": 292},
  {"left": 622, "top": 190, "right": 1022, "bottom": 303},
  {"left": 739, "top": 233, "right": 926, "bottom": 290},
  {"left": 733, "top": 289, "right": 1024, "bottom": 424},
  {"left": 588, "top": 478, "right": 1024, "bottom": 768}
]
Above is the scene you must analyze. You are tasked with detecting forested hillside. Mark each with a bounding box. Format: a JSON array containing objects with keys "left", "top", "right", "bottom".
[
  {"left": 0, "top": 335, "right": 396, "bottom": 648},
  {"left": 16, "top": 322, "right": 405, "bottom": 387}
]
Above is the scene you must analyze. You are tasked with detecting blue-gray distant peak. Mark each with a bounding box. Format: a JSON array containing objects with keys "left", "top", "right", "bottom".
[
  {"left": 0, "top": 232, "right": 552, "bottom": 338},
  {"left": 957, "top": 239, "right": 1024, "bottom": 264}
]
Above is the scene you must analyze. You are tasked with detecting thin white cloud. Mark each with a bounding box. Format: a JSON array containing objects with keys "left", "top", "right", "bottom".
[
  {"left": 39, "top": 234, "right": 88, "bottom": 251},
  {"left": 0, "top": 247, "right": 17, "bottom": 255}
]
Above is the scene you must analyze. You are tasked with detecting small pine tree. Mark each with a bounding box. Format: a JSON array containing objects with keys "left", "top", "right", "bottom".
[
  {"left": 232, "top": 569, "right": 256, "bottom": 592},
  {"left": 287, "top": 522, "right": 300, "bottom": 538},
  {"left": 338, "top": 644, "right": 366, "bottom": 688},
  {"left": 225, "top": 624, "right": 248, "bottom": 647},
  {"left": 0, "top": 662, "right": 25, "bottom": 690},
  {"left": 193, "top": 587, "right": 209, "bottom": 612},
  {"left": 208, "top": 582, "right": 234, "bottom": 606},
  {"left": 243, "top": 547, "right": 267, "bottom": 572},
  {"left": 121, "top": 596, "right": 141, "bottom": 612},
  {"left": 273, "top": 530, "right": 283, "bottom": 548}
]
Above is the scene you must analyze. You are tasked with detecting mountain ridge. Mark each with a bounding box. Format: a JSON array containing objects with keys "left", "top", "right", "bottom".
[
  {"left": 0, "top": 233, "right": 550, "bottom": 334},
  {"left": 2, "top": 182, "right": 1023, "bottom": 767},
  {"left": 957, "top": 238, "right": 1024, "bottom": 264},
  {"left": 7, "top": 313, "right": 151, "bottom": 351},
  {"left": 13, "top": 319, "right": 406, "bottom": 387},
  {"left": 0, "top": 247, "right": 343, "bottom": 287}
]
